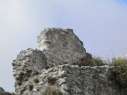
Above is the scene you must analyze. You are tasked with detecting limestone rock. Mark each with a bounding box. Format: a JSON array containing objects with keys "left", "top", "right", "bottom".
[
  {"left": 12, "top": 28, "right": 87, "bottom": 95},
  {"left": 12, "top": 28, "right": 127, "bottom": 95},
  {"left": 12, "top": 65, "right": 127, "bottom": 95},
  {"left": 37, "top": 28, "right": 86, "bottom": 66},
  {"left": 12, "top": 48, "right": 47, "bottom": 92}
]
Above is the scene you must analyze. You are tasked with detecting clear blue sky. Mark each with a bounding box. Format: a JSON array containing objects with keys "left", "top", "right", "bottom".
[
  {"left": 118, "top": 0, "right": 127, "bottom": 3},
  {"left": 0, "top": 0, "right": 127, "bottom": 92}
]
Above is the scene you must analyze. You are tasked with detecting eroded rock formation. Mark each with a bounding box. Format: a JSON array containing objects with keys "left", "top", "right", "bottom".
[
  {"left": 12, "top": 28, "right": 127, "bottom": 95},
  {"left": 37, "top": 28, "right": 86, "bottom": 66}
]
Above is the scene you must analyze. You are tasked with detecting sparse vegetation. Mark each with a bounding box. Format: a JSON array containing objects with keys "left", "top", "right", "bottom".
[
  {"left": 109, "top": 58, "right": 127, "bottom": 88},
  {"left": 80, "top": 56, "right": 127, "bottom": 88},
  {"left": 92, "top": 57, "right": 106, "bottom": 66},
  {"left": 79, "top": 56, "right": 106, "bottom": 66}
]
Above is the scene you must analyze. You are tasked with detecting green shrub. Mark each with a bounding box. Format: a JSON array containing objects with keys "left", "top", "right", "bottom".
[
  {"left": 112, "top": 57, "right": 127, "bottom": 65},
  {"left": 109, "top": 58, "right": 127, "bottom": 88},
  {"left": 79, "top": 57, "right": 106, "bottom": 66},
  {"left": 92, "top": 57, "right": 106, "bottom": 66}
]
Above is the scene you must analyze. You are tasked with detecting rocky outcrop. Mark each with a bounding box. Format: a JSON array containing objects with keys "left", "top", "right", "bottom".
[
  {"left": 37, "top": 28, "right": 86, "bottom": 66},
  {"left": 12, "top": 28, "right": 127, "bottom": 95},
  {"left": 12, "top": 28, "right": 87, "bottom": 95},
  {"left": 12, "top": 64, "right": 127, "bottom": 95},
  {"left": 12, "top": 48, "right": 47, "bottom": 89}
]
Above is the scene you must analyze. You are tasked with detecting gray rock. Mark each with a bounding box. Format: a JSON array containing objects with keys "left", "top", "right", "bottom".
[
  {"left": 37, "top": 28, "right": 86, "bottom": 66},
  {"left": 12, "top": 48, "right": 47, "bottom": 92},
  {"left": 12, "top": 65, "right": 127, "bottom": 95},
  {"left": 12, "top": 28, "right": 127, "bottom": 95}
]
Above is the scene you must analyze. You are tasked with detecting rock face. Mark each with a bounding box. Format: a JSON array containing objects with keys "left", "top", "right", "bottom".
[
  {"left": 12, "top": 64, "right": 127, "bottom": 95},
  {"left": 12, "top": 48, "right": 47, "bottom": 93},
  {"left": 37, "top": 28, "right": 86, "bottom": 66},
  {"left": 12, "top": 28, "right": 127, "bottom": 95}
]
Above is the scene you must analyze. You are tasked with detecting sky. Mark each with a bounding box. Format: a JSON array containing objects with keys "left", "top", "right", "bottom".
[{"left": 0, "top": 0, "right": 127, "bottom": 92}]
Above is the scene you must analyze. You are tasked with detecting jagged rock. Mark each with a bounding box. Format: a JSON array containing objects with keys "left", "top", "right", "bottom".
[
  {"left": 12, "top": 28, "right": 127, "bottom": 95},
  {"left": 12, "top": 65, "right": 127, "bottom": 95},
  {"left": 12, "top": 28, "right": 87, "bottom": 94},
  {"left": 37, "top": 28, "right": 86, "bottom": 66},
  {"left": 12, "top": 28, "right": 87, "bottom": 95},
  {"left": 12, "top": 48, "right": 47, "bottom": 91}
]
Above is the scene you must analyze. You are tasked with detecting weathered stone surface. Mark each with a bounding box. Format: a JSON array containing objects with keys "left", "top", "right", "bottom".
[
  {"left": 12, "top": 65, "right": 127, "bottom": 95},
  {"left": 12, "top": 28, "right": 127, "bottom": 95},
  {"left": 12, "top": 48, "right": 47, "bottom": 93},
  {"left": 37, "top": 28, "right": 86, "bottom": 66}
]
